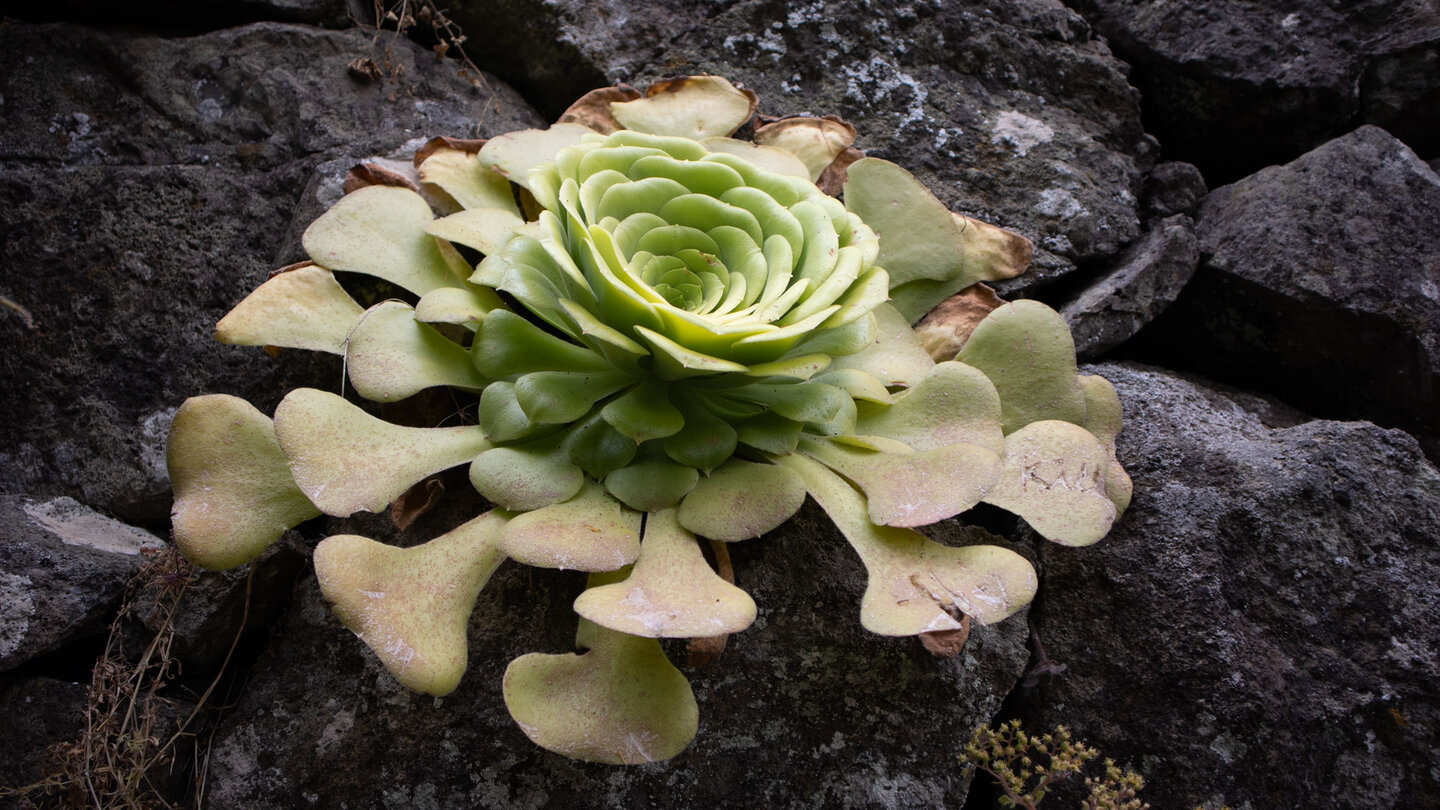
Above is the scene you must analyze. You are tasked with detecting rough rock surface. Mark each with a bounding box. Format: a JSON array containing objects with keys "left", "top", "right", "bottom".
[
  {"left": 450, "top": 0, "right": 1154, "bottom": 291},
  {"left": 202, "top": 498, "right": 1030, "bottom": 809},
  {"left": 0, "top": 496, "right": 162, "bottom": 673},
  {"left": 0, "top": 677, "right": 89, "bottom": 792},
  {"left": 0, "top": 22, "right": 545, "bottom": 524},
  {"left": 1067, "top": 0, "right": 1440, "bottom": 182},
  {"left": 1135, "top": 125, "right": 1440, "bottom": 461},
  {"left": 1140, "top": 161, "right": 1207, "bottom": 221},
  {"left": 1062, "top": 214, "right": 1198, "bottom": 359},
  {"left": 1020, "top": 363, "right": 1440, "bottom": 808}
]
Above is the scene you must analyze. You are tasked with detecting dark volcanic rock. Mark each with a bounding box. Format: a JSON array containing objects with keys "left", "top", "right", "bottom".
[
  {"left": 0, "top": 0, "right": 363, "bottom": 29},
  {"left": 0, "top": 22, "right": 544, "bottom": 523},
  {"left": 0, "top": 496, "right": 162, "bottom": 673},
  {"left": 1133, "top": 125, "right": 1440, "bottom": 461},
  {"left": 1061, "top": 213, "right": 1198, "bottom": 359},
  {"left": 1068, "top": 0, "right": 1440, "bottom": 182},
  {"left": 0, "top": 677, "right": 88, "bottom": 793},
  {"left": 203, "top": 505, "right": 1030, "bottom": 809},
  {"left": 1022, "top": 363, "right": 1440, "bottom": 809},
  {"left": 1141, "top": 160, "right": 1207, "bottom": 221},
  {"left": 449, "top": 0, "right": 1153, "bottom": 292}
]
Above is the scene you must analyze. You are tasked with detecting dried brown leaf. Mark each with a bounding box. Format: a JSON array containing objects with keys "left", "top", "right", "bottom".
[
  {"left": 817, "top": 146, "right": 865, "bottom": 197},
  {"left": 919, "top": 614, "right": 972, "bottom": 657},
  {"left": 557, "top": 85, "right": 643, "bottom": 134},
  {"left": 413, "top": 135, "right": 487, "bottom": 167},
  {"left": 390, "top": 476, "right": 446, "bottom": 531},
  {"left": 913, "top": 283, "right": 1005, "bottom": 362},
  {"left": 344, "top": 161, "right": 421, "bottom": 195}
]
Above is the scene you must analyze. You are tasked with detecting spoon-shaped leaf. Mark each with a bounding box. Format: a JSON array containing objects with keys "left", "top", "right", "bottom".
[
  {"left": 611, "top": 76, "right": 756, "bottom": 139},
  {"left": 981, "top": 419, "right": 1118, "bottom": 546},
  {"left": 574, "top": 508, "right": 756, "bottom": 637},
  {"left": 346, "top": 301, "right": 486, "bottom": 402},
  {"left": 956, "top": 300, "right": 1086, "bottom": 434},
  {"left": 503, "top": 612, "right": 698, "bottom": 764},
  {"left": 781, "top": 454, "right": 1037, "bottom": 635},
  {"left": 854, "top": 361, "right": 1004, "bottom": 454},
  {"left": 499, "top": 481, "right": 641, "bottom": 571},
  {"left": 168, "top": 395, "right": 320, "bottom": 570},
  {"left": 314, "top": 511, "right": 506, "bottom": 695},
  {"left": 469, "top": 437, "right": 585, "bottom": 512},
  {"left": 417, "top": 147, "right": 521, "bottom": 217},
  {"left": 677, "top": 458, "right": 805, "bottom": 541},
  {"left": 799, "top": 435, "right": 1001, "bottom": 528},
  {"left": 215, "top": 263, "right": 363, "bottom": 355},
  {"left": 273, "top": 388, "right": 491, "bottom": 517},
  {"left": 303, "top": 185, "right": 467, "bottom": 297}
]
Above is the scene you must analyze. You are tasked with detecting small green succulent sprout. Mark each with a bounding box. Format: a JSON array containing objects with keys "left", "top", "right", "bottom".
[{"left": 166, "top": 75, "right": 1131, "bottom": 764}]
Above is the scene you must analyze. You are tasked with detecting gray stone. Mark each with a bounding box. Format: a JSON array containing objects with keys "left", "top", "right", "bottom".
[
  {"left": 203, "top": 497, "right": 1030, "bottom": 809},
  {"left": 0, "top": 0, "right": 364, "bottom": 28},
  {"left": 0, "top": 676, "right": 88, "bottom": 794},
  {"left": 448, "top": 0, "right": 1154, "bottom": 292},
  {"left": 1019, "top": 363, "right": 1440, "bottom": 808},
  {"left": 1061, "top": 214, "right": 1199, "bottom": 359},
  {"left": 1067, "top": 0, "right": 1440, "bottom": 182},
  {"left": 1141, "top": 161, "right": 1208, "bottom": 221},
  {"left": 0, "top": 496, "right": 162, "bottom": 672},
  {"left": 0, "top": 22, "right": 545, "bottom": 523},
  {"left": 1136, "top": 125, "right": 1440, "bottom": 461}
]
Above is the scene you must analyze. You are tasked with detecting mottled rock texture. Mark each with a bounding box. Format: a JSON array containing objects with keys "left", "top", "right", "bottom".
[
  {"left": 0, "top": 496, "right": 161, "bottom": 673},
  {"left": 1062, "top": 214, "right": 1198, "bottom": 358},
  {"left": 1067, "top": 0, "right": 1440, "bottom": 183},
  {"left": 1135, "top": 125, "right": 1440, "bottom": 461},
  {"left": 1021, "top": 363, "right": 1440, "bottom": 809},
  {"left": 0, "top": 22, "right": 544, "bottom": 524}
]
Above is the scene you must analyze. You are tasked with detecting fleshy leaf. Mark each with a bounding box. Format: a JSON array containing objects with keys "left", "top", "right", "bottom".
[
  {"left": 303, "top": 185, "right": 466, "bottom": 297},
  {"left": 1079, "top": 374, "right": 1132, "bottom": 515},
  {"left": 477, "top": 123, "right": 595, "bottom": 192},
  {"left": 468, "top": 439, "right": 585, "bottom": 512},
  {"left": 503, "top": 614, "right": 698, "bottom": 764},
  {"left": 273, "top": 388, "right": 491, "bottom": 517},
  {"left": 313, "top": 511, "right": 505, "bottom": 696},
  {"left": 677, "top": 458, "right": 805, "bottom": 541},
  {"left": 886, "top": 214, "right": 1033, "bottom": 324},
  {"left": 845, "top": 159, "right": 1030, "bottom": 321},
  {"left": 782, "top": 454, "right": 1037, "bottom": 635},
  {"left": 574, "top": 508, "right": 756, "bottom": 637},
  {"left": 611, "top": 76, "right": 756, "bottom": 139},
  {"left": 346, "top": 301, "right": 486, "bottom": 402},
  {"left": 601, "top": 379, "right": 684, "bottom": 442},
  {"left": 799, "top": 435, "right": 1002, "bottom": 528},
  {"left": 956, "top": 300, "right": 1087, "bottom": 434},
  {"left": 699, "top": 136, "right": 811, "bottom": 179},
  {"left": 476, "top": 309, "right": 612, "bottom": 377},
  {"left": 413, "top": 285, "right": 504, "bottom": 329},
  {"left": 604, "top": 452, "right": 700, "bottom": 512},
  {"left": 499, "top": 481, "right": 641, "bottom": 571},
  {"left": 168, "top": 395, "right": 320, "bottom": 570},
  {"left": 981, "top": 419, "right": 1117, "bottom": 546},
  {"left": 215, "top": 263, "right": 363, "bottom": 355},
  {"left": 827, "top": 303, "right": 935, "bottom": 387},
  {"left": 855, "top": 361, "right": 1005, "bottom": 455},
  {"left": 417, "top": 147, "right": 521, "bottom": 217},
  {"left": 427, "top": 208, "right": 527, "bottom": 256}
]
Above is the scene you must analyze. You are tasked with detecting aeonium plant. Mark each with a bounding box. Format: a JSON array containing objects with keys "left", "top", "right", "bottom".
[{"left": 167, "top": 76, "right": 1131, "bottom": 764}]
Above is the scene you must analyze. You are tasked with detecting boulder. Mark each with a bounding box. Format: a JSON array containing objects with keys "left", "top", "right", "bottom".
[
  {"left": 0, "top": 22, "right": 545, "bottom": 523},
  {"left": 1061, "top": 214, "right": 1199, "bottom": 359},
  {"left": 1020, "top": 363, "right": 1440, "bottom": 808},
  {"left": 1134, "top": 125, "right": 1440, "bottom": 462},
  {"left": 0, "top": 496, "right": 162, "bottom": 673},
  {"left": 1067, "top": 0, "right": 1440, "bottom": 182}
]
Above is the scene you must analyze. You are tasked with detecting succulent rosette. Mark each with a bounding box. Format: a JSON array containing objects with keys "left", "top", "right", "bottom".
[{"left": 167, "top": 76, "right": 1131, "bottom": 764}]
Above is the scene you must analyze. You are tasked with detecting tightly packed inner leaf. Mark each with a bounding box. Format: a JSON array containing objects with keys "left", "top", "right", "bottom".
[{"left": 165, "top": 74, "right": 1131, "bottom": 766}]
